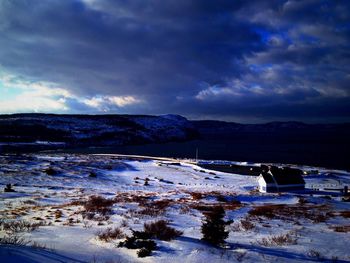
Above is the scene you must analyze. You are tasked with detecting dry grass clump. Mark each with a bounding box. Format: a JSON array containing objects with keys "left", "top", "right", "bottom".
[
  {"left": 248, "top": 203, "right": 334, "bottom": 223},
  {"left": 84, "top": 195, "right": 115, "bottom": 215},
  {"left": 97, "top": 227, "right": 125, "bottom": 242},
  {"left": 144, "top": 220, "right": 182, "bottom": 241},
  {"left": 256, "top": 232, "right": 297, "bottom": 246}
]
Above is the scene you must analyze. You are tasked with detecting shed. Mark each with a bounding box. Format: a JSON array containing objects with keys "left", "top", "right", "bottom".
[{"left": 258, "top": 166, "right": 305, "bottom": 193}]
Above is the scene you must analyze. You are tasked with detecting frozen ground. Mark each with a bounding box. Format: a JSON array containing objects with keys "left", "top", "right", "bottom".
[{"left": 0, "top": 154, "right": 349, "bottom": 262}]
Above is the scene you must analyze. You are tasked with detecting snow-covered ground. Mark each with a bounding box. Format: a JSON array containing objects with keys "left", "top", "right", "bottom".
[{"left": 0, "top": 154, "right": 349, "bottom": 263}]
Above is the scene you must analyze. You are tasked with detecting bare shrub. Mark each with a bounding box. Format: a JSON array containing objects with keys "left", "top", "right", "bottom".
[
  {"left": 97, "top": 227, "right": 125, "bottom": 242},
  {"left": 144, "top": 220, "right": 182, "bottom": 241},
  {"left": 1, "top": 220, "right": 45, "bottom": 233},
  {"left": 55, "top": 210, "right": 63, "bottom": 219},
  {"left": 329, "top": 225, "right": 350, "bottom": 233},
  {"left": 190, "top": 192, "right": 203, "bottom": 200},
  {"left": 256, "top": 233, "right": 297, "bottom": 247},
  {"left": 84, "top": 195, "right": 114, "bottom": 215},
  {"left": 82, "top": 211, "right": 95, "bottom": 220},
  {"left": 0, "top": 234, "right": 30, "bottom": 245},
  {"left": 240, "top": 218, "right": 255, "bottom": 231}
]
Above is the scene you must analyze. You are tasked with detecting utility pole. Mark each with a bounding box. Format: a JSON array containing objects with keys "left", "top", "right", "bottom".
[{"left": 195, "top": 148, "right": 198, "bottom": 163}]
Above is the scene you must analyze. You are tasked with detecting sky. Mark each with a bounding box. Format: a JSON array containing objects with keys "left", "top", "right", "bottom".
[{"left": 0, "top": 0, "right": 349, "bottom": 123}]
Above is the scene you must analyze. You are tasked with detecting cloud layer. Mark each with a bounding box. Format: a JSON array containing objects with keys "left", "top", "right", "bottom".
[{"left": 0, "top": 0, "right": 349, "bottom": 122}]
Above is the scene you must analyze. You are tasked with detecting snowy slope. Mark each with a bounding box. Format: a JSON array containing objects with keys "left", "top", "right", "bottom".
[{"left": 0, "top": 154, "right": 349, "bottom": 262}]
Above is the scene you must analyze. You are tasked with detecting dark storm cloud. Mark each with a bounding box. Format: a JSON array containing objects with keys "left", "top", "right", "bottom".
[{"left": 0, "top": 0, "right": 349, "bottom": 122}]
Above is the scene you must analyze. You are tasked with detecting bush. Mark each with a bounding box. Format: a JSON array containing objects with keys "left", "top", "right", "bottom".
[
  {"left": 118, "top": 231, "right": 156, "bottom": 258},
  {"left": 137, "top": 247, "right": 152, "bottom": 258},
  {"left": 89, "top": 172, "right": 97, "bottom": 178},
  {"left": 144, "top": 220, "right": 182, "bottom": 241},
  {"left": 45, "top": 167, "right": 57, "bottom": 175},
  {"left": 132, "top": 230, "right": 152, "bottom": 240},
  {"left": 4, "top": 184, "right": 15, "bottom": 192},
  {"left": 84, "top": 195, "right": 114, "bottom": 215},
  {"left": 201, "top": 206, "right": 232, "bottom": 246},
  {"left": 97, "top": 227, "right": 125, "bottom": 242}
]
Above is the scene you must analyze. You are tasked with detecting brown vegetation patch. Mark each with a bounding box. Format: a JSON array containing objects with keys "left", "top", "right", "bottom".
[
  {"left": 84, "top": 195, "right": 114, "bottom": 215},
  {"left": 191, "top": 200, "right": 242, "bottom": 212},
  {"left": 248, "top": 203, "right": 334, "bottom": 223},
  {"left": 340, "top": 210, "right": 350, "bottom": 218}
]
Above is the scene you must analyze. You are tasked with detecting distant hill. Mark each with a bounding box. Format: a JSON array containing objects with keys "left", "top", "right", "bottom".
[{"left": 0, "top": 113, "right": 198, "bottom": 151}]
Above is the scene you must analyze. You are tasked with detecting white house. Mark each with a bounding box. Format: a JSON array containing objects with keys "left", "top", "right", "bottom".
[{"left": 258, "top": 166, "right": 305, "bottom": 193}]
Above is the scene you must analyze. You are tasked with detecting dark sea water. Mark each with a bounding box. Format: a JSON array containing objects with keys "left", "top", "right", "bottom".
[{"left": 65, "top": 139, "right": 350, "bottom": 170}]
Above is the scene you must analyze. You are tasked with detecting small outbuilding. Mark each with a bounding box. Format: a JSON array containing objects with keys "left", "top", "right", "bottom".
[{"left": 257, "top": 165, "right": 305, "bottom": 193}]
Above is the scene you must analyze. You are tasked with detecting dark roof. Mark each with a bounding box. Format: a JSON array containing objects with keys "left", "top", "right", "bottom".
[
  {"left": 269, "top": 166, "right": 305, "bottom": 185},
  {"left": 261, "top": 171, "right": 275, "bottom": 184}
]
